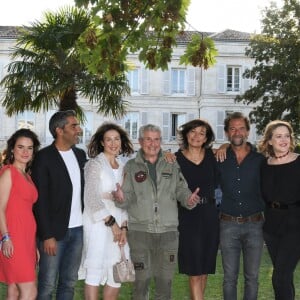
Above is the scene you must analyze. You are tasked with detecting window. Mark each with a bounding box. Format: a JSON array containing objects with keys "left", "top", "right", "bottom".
[
  {"left": 171, "top": 69, "right": 185, "bottom": 94},
  {"left": 126, "top": 67, "right": 149, "bottom": 94},
  {"left": 124, "top": 112, "right": 139, "bottom": 140},
  {"left": 127, "top": 69, "right": 139, "bottom": 93},
  {"left": 162, "top": 112, "right": 186, "bottom": 141},
  {"left": 17, "top": 111, "right": 35, "bottom": 130},
  {"left": 78, "top": 111, "right": 93, "bottom": 146},
  {"left": 227, "top": 66, "right": 240, "bottom": 92},
  {"left": 163, "top": 68, "right": 195, "bottom": 96},
  {"left": 216, "top": 110, "right": 234, "bottom": 141},
  {"left": 217, "top": 65, "right": 243, "bottom": 93},
  {"left": 171, "top": 114, "right": 186, "bottom": 139}
]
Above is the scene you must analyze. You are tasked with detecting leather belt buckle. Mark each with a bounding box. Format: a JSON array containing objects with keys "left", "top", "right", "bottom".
[
  {"left": 271, "top": 201, "right": 281, "bottom": 209},
  {"left": 236, "top": 216, "right": 245, "bottom": 224}
]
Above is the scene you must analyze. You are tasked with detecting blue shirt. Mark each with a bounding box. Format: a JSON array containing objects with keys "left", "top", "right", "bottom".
[{"left": 217, "top": 144, "right": 265, "bottom": 217}]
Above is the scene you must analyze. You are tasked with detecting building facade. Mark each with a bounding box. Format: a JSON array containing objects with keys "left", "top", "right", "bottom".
[{"left": 0, "top": 26, "right": 258, "bottom": 152}]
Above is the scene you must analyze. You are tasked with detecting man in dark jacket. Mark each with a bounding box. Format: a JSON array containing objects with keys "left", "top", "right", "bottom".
[{"left": 32, "top": 110, "right": 86, "bottom": 300}]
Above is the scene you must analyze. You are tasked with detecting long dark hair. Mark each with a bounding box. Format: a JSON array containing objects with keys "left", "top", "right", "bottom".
[
  {"left": 3, "top": 128, "right": 40, "bottom": 171},
  {"left": 88, "top": 122, "right": 134, "bottom": 158}
]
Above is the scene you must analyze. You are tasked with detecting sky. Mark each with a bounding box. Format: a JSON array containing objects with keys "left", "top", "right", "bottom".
[{"left": 0, "top": 0, "right": 283, "bottom": 33}]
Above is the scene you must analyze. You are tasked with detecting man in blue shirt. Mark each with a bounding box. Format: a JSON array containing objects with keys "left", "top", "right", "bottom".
[{"left": 217, "top": 112, "right": 265, "bottom": 300}]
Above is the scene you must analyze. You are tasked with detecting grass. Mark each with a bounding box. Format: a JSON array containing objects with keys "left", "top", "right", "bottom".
[{"left": 1, "top": 246, "right": 300, "bottom": 299}]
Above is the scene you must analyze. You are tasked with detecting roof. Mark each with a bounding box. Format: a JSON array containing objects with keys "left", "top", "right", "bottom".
[
  {"left": 0, "top": 26, "right": 22, "bottom": 39},
  {"left": 0, "top": 26, "right": 251, "bottom": 42}
]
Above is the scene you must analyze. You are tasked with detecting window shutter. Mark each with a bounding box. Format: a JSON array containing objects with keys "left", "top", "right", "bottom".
[
  {"left": 217, "top": 64, "right": 226, "bottom": 93},
  {"left": 243, "top": 65, "right": 252, "bottom": 92},
  {"left": 162, "top": 112, "right": 170, "bottom": 140},
  {"left": 162, "top": 70, "right": 171, "bottom": 95},
  {"left": 140, "top": 67, "right": 149, "bottom": 94},
  {"left": 141, "top": 112, "right": 148, "bottom": 125},
  {"left": 216, "top": 110, "right": 225, "bottom": 141},
  {"left": 186, "top": 68, "right": 196, "bottom": 96}
]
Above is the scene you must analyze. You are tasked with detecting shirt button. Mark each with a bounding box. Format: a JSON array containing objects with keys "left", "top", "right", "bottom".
[
  {"left": 239, "top": 203, "right": 242, "bottom": 205},
  {"left": 238, "top": 191, "right": 241, "bottom": 193},
  {"left": 237, "top": 178, "right": 240, "bottom": 181}
]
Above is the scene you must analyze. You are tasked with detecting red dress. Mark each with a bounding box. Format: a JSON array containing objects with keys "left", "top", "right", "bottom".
[{"left": 0, "top": 165, "right": 38, "bottom": 284}]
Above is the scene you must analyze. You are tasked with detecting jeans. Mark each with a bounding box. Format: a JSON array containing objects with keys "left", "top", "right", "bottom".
[
  {"left": 220, "top": 219, "right": 264, "bottom": 300},
  {"left": 37, "top": 226, "right": 83, "bottom": 300},
  {"left": 127, "top": 231, "right": 179, "bottom": 300}
]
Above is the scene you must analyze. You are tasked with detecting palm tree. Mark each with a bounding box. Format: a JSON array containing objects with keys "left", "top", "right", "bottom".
[{"left": 0, "top": 6, "right": 129, "bottom": 121}]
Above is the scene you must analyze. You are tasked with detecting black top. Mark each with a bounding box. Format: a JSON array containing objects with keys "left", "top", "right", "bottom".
[
  {"left": 261, "top": 155, "right": 300, "bottom": 205},
  {"left": 217, "top": 144, "right": 265, "bottom": 217},
  {"left": 261, "top": 155, "right": 300, "bottom": 234},
  {"left": 176, "top": 148, "right": 219, "bottom": 275}
]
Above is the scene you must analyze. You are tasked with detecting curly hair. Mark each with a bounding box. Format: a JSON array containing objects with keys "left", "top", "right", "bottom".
[
  {"left": 87, "top": 122, "right": 134, "bottom": 158},
  {"left": 177, "top": 119, "right": 215, "bottom": 149},
  {"left": 258, "top": 120, "right": 295, "bottom": 157},
  {"left": 3, "top": 128, "right": 40, "bottom": 170}
]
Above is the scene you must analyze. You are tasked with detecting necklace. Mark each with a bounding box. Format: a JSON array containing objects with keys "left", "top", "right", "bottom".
[{"left": 273, "top": 151, "right": 289, "bottom": 159}]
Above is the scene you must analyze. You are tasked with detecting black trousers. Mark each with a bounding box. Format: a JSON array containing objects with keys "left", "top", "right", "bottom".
[{"left": 264, "top": 230, "right": 300, "bottom": 300}]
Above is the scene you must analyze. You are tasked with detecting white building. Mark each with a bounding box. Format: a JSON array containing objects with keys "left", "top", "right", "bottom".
[{"left": 0, "top": 26, "right": 258, "bottom": 151}]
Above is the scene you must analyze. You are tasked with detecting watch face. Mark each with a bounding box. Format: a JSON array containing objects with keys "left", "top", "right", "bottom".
[{"left": 135, "top": 171, "right": 147, "bottom": 183}]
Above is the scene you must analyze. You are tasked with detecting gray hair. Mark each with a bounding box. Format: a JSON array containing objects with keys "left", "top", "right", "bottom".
[
  {"left": 139, "top": 124, "right": 161, "bottom": 139},
  {"left": 49, "top": 110, "right": 77, "bottom": 138}
]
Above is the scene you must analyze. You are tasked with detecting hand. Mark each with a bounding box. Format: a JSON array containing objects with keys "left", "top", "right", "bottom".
[
  {"left": 112, "top": 183, "right": 124, "bottom": 203},
  {"left": 119, "top": 230, "right": 127, "bottom": 246},
  {"left": 187, "top": 187, "right": 200, "bottom": 207},
  {"left": 163, "top": 151, "right": 176, "bottom": 163},
  {"left": 214, "top": 143, "right": 229, "bottom": 162},
  {"left": 111, "top": 223, "right": 122, "bottom": 243},
  {"left": 43, "top": 238, "right": 57, "bottom": 256},
  {"left": 1, "top": 239, "right": 14, "bottom": 258}
]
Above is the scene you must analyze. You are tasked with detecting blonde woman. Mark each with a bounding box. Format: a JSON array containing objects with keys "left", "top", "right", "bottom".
[{"left": 259, "top": 120, "right": 300, "bottom": 300}]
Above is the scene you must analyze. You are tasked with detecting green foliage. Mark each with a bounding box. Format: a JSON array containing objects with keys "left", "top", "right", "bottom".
[
  {"left": 235, "top": 0, "right": 300, "bottom": 135},
  {"left": 0, "top": 6, "right": 129, "bottom": 120},
  {"left": 180, "top": 34, "right": 218, "bottom": 69},
  {"left": 74, "top": 0, "right": 217, "bottom": 76}
]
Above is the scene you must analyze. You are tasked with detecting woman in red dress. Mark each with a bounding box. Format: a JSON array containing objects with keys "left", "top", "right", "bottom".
[{"left": 0, "top": 128, "right": 40, "bottom": 299}]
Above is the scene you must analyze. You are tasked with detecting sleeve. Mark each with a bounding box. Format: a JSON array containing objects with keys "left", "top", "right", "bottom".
[
  {"left": 32, "top": 152, "right": 54, "bottom": 240},
  {"left": 84, "top": 160, "right": 110, "bottom": 223},
  {"left": 115, "top": 162, "right": 136, "bottom": 209}
]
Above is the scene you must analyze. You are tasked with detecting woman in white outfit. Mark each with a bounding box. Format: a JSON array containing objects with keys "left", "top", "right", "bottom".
[{"left": 79, "top": 122, "right": 134, "bottom": 300}]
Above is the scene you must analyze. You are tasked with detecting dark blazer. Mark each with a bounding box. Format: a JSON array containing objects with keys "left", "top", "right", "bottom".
[{"left": 32, "top": 143, "right": 87, "bottom": 241}]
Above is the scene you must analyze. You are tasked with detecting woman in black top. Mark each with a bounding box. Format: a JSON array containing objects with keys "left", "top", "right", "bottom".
[
  {"left": 258, "top": 120, "right": 300, "bottom": 300},
  {"left": 176, "top": 119, "right": 219, "bottom": 300}
]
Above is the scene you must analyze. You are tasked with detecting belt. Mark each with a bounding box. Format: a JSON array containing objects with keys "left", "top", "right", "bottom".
[
  {"left": 267, "top": 201, "right": 300, "bottom": 210},
  {"left": 198, "top": 197, "right": 215, "bottom": 205},
  {"left": 220, "top": 212, "right": 264, "bottom": 224}
]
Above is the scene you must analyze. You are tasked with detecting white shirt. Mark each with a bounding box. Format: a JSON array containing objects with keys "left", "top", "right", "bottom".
[{"left": 59, "top": 149, "right": 83, "bottom": 228}]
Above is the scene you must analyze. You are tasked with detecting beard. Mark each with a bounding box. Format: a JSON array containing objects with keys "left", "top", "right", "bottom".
[{"left": 230, "top": 136, "right": 246, "bottom": 146}]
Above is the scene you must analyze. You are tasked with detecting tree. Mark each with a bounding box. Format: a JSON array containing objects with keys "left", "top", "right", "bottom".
[
  {"left": 0, "top": 6, "right": 129, "bottom": 120},
  {"left": 74, "top": 0, "right": 217, "bottom": 78},
  {"left": 235, "top": 0, "right": 300, "bottom": 135}
]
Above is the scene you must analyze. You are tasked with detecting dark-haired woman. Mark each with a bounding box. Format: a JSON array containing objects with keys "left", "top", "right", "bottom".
[
  {"left": 79, "top": 122, "right": 134, "bottom": 300},
  {"left": 0, "top": 129, "right": 40, "bottom": 299},
  {"left": 176, "top": 119, "right": 219, "bottom": 300}
]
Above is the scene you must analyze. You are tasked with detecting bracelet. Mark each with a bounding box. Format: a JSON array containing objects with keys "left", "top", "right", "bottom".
[
  {"left": 105, "top": 216, "right": 116, "bottom": 227},
  {"left": 121, "top": 226, "right": 128, "bottom": 231},
  {"left": 1, "top": 233, "right": 11, "bottom": 242}
]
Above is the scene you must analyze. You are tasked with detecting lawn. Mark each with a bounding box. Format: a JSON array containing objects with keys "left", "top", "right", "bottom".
[{"left": 1, "top": 246, "right": 300, "bottom": 299}]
